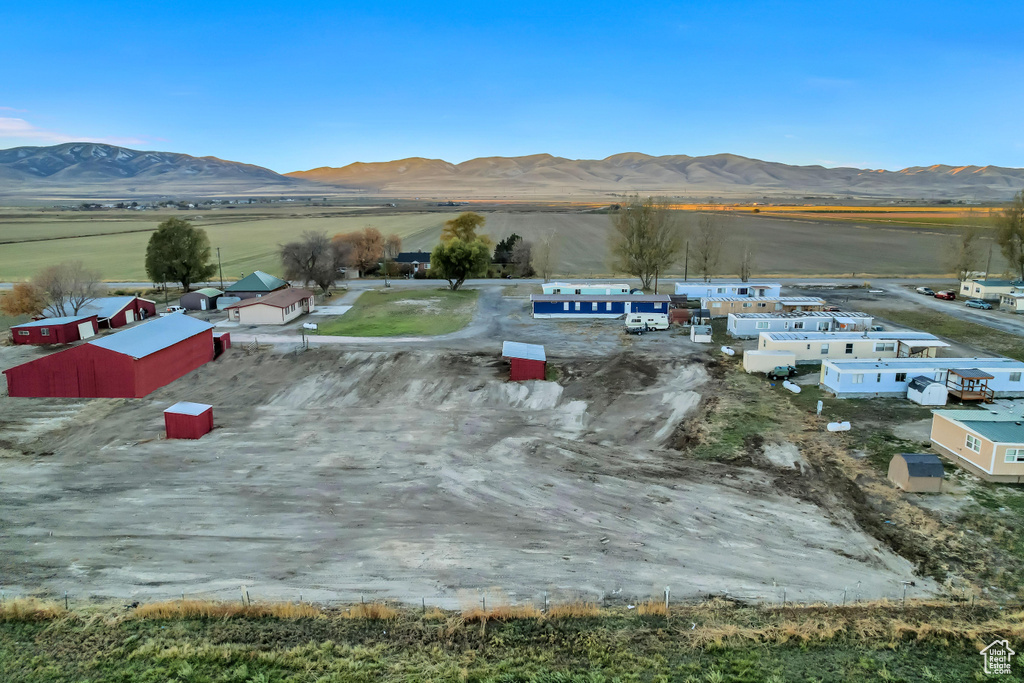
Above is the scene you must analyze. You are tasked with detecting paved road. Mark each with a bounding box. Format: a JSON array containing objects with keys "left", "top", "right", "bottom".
[{"left": 875, "top": 282, "right": 1024, "bottom": 337}]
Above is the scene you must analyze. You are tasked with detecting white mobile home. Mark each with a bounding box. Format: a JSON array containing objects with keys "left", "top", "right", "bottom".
[
  {"left": 999, "top": 292, "right": 1024, "bottom": 313},
  {"left": 542, "top": 282, "right": 631, "bottom": 295},
  {"left": 819, "top": 357, "right": 1024, "bottom": 399},
  {"left": 757, "top": 331, "right": 948, "bottom": 363},
  {"left": 675, "top": 281, "right": 781, "bottom": 299},
  {"left": 727, "top": 311, "right": 874, "bottom": 339},
  {"left": 960, "top": 279, "right": 1023, "bottom": 301},
  {"left": 701, "top": 296, "right": 826, "bottom": 318}
]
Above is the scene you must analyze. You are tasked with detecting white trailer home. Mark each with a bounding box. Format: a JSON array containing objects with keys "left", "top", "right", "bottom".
[
  {"left": 819, "top": 357, "right": 1024, "bottom": 399},
  {"left": 542, "top": 282, "right": 631, "bottom": 295},
  {"left": 674, "top": 281, "right": 781, "bottom": 299},
  {"left": 756, "top": 331, "right": 948, "bottom": 363},
  {"left": 727, "top": 311, "right": 874, "bottom": 339}
]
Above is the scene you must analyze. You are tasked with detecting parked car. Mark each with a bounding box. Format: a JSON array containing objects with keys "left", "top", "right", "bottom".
[
  {"left": 822, "top": 305, "right": 841, "bottom": 312},
  {"left": 935, "top": 290, "right": 957, "bottom": 300},
  {"left": 870, "top": 325, "right": 885, "bottom": 331},
  {"left": 916, "top": 287, "right": 936, "bottom": 296},
  {"left": 165, "top": 305, "right": 185, "bottom": 314},
  {"left": 768, "top": 365, "right": 797, "bottom": 380},
  {"left": 965, "top": 298, "right": 993, "bottom": 309}
]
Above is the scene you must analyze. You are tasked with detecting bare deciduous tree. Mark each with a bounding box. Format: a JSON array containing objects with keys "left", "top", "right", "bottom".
[
  {"left": 737, "top": 242, "right": 757, "bottom": 282},
  {"left": 511, "top": 239, "right": 534, "bottom": 277},
  {"left": 692, "top": 213, "right": 726, "bottom": 282},
  {"left": 945, "top": 226, "right": 982, "bottom": 282},
  {"left": 280, "top": 231, "right": 340, "bottom": 294},
  {"left": 996, "top": 190, "right": 1024, "bottom": 280},
  {"left": 531, "top": 231, "right": 560, "bottom": 281},
  {"left": 34, "top": 261, "right": 102, "bottom": 317},
  {"left": 608, "top": 195, "right": 683, "bottom": 292}
]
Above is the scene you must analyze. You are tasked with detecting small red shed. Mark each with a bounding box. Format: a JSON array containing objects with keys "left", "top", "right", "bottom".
[
  {"left": 11, "top": 315, "right": 99, "bottom": 345},
  {"left": 164, "top": 401, "right": 214, "bottom": 439},
  {"left": 214, "top": 332, "right": 231, "bottom": 358},
  {"left": 502, "top": 341, "right": 547, "bottom": 381}
]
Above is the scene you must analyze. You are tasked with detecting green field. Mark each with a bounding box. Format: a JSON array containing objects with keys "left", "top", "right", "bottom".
[
  {"left": 0, "top": 207, "right": 1010, "bottom": 281},
  {"left": 0, "top": 600, "right": 1001, "bottom": 682},
  {"left": 314, "top": 288, "right": 479, "bottom": 336}
]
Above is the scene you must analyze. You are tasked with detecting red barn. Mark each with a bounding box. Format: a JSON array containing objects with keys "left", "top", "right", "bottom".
[
  {"left": 502, "top": 341, "right": 547, "bottom": 381},
  {"left": 3, "top": 315, "right": 214, "bottom": 398},
  {"left": 11, "top": 315, "right": 98, "bottom": 345},
  {"left": 164, "top": 401, "right": 214, "bottom": 439},
  {"left": 72, "top": 296, "right": 157, "bottom": 329}
]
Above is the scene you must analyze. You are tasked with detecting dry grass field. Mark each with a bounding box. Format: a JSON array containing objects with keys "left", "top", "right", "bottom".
[{"left": 0, "top": 204, "right": 1006, "bottom": 281}]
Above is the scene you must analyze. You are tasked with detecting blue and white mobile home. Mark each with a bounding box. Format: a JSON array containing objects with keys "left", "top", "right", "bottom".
[
  {"left": 820, "top": 357, "right": 1024, "bottom": 399},
  {"left": 727, "top": 311, "right": 874, "bottom": 338},
  {"left": 675, "top": 281, "right": 781, "bottom": 299},
  {"left": 531, "top": 294, "right": 671, "bottom": 319},
  {"left": 542, "top": 282, "right": 631, "bottom": 295}
]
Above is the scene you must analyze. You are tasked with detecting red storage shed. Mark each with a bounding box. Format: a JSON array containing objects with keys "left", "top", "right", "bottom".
[
  {"left": 164, "top": 401, "right": 214, "bottom": 439},
  {"left": 3, "top": 315, "right": 214, "bottom": 398},
  {"left": 72, "top": 296, "right": 157, "bottom": 329},
  {"left": 11, "top": 315, "right": 98, "bottom": 345},
  {"left": 502, "top": 341, "right": 547, "bottom": 381}
]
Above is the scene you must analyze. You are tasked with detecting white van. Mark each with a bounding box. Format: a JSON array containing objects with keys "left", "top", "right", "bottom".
[{"left": 624, "top": 313, "right": 669, "bottom": 334}]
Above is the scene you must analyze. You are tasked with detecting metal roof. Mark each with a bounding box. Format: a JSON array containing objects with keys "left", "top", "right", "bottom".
[
  {"left": 825, "top": 357, "right": 1024, "bottom": 372},
  {"left": 958, "top": 420, "right": 1024, "bottom": 444},
  {"left": 225, "top": 270, "right": 288, "bottom": 293},
  {"left": 730, "top": 311, "right": 872, "bottom": 319},
  {"left": 192, "top": 288, "right": 223, "bottom": 297},
  {"left": 948, "top": 368, "right": 995, "bottom": 379},
  {"left": 13, "top": 314, "right": 94, "bottom": 328},
  {"left": 502, "top": 341, "right": 546, "bottom": 361},
  {"left": 897, "top": 453, "right": 945, "bottom": 478},
  {"left": 164, "top": 401, "right": 212, "bottom": 416},
  {"left": 676, "top": 281, "right": 781, "bottom": 286},
  {"left": 701, "top": 296, "right": 825, "bottom": 303},
  {"left": 88, "top": 314, "right": 213, "bottom": 359},
  {"left": 544, "top": 281, "right": 629, "bottom": 288},
  {"left": 762, "top": 331, "right": 944, "bottom": 343},
  {"left": 530, "top": 294, "right": 671, "bottom": 302},
  {"left": 968, "top": 279, "right": 1022, "bottom": 287},
  {"left": 226, "top": 288, "right": 313, "bottom": 310},
  {"left": 70, "top": 296, "right": 145, "bottom": 320}
]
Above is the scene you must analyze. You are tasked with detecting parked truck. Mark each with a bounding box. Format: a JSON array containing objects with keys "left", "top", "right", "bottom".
[{"left": 624, "top": 313, "right": 669, "bottom": 334}]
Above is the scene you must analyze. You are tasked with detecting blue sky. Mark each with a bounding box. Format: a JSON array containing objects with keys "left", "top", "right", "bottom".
[{"left": 1, "top": 1, "right": 1022, "bottom": 173}]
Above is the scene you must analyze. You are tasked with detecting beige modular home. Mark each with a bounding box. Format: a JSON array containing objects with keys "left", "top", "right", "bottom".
[
  {"left": 757, "top": 331, "right": 948, "bottom": 363},
  {"left": 226, "top": 288, "right": 315, "bottom": 325},
  {"left": 700, "top": 296, "right": 826, "bottom": 318},
  {"left": 959, "top": 278, "right": 1023, "bottom": 301},
  {"left": 930, "top": 407, "right": 1024, "bottom": 483}
]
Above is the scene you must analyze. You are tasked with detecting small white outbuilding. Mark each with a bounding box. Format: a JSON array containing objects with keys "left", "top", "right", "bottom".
[{"left": 907, "top": 375, "right": 948, "bottom": 406}]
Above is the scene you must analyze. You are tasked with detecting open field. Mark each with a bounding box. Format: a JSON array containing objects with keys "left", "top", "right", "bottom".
[
  {"left": 0, "top": 205, "right": 1008, "bottom": 281},
  {"left": 0, "top": 600, "right": 1008, "bottom": 681},
  {"left": 313, "top": 288, "right": 479, "bottom": 336}
]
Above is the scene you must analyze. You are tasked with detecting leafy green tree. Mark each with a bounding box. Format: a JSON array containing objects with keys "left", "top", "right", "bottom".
[
  {"left": 441, "top": 212, "right": 488, "bottom": 243},
  {"left": 145, "top": 218, "right": 217, "bottom": 292},
  {"left": 996, "top": 190, "right": 1024, "bottom": 280},
  {"left": 431, "top": 238, "right": 491, "bottom": 290}
]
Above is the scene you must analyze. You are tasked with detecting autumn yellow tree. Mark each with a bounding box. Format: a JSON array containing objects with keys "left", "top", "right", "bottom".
[{"left": 0, "top": 282, "right": 47, "bottom": 317}]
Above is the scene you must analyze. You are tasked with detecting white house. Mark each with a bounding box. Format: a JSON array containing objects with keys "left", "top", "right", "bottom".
[
  {"left": 756, "top": 331, "right": 948, "bottom": 363},
  {"left": 674, "top": 281, "right": 781, "bottom": 299},
  {"left": 542, "top": 282, "right": 631, "bottom": 295},
  {"left": 998, "top": 292, "right": 1024, "bottom": 313},
  {"left": 959, "top": 279, "right": 1023, "bottom": 301},
  {"left": 819, "top": 357, "right": 1024, "bottom": 399},
  {"left": 727, "top": 311, "right": 874, "bottom": 339}
]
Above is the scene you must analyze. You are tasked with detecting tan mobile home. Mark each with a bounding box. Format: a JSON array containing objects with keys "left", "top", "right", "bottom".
[
  {"left": 757, "top": 331, "right": 948, "bottom": 363},
  {"left": 930, "top": 407, "right": 1024, "bottom": 483},
  {"left": 701, "top": 296, "right": 825, "bottom": 318}
]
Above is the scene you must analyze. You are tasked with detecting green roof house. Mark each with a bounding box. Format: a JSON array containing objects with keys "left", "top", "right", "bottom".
[{"left": 225, "top": 271, "right": 289, "bottom": 300}]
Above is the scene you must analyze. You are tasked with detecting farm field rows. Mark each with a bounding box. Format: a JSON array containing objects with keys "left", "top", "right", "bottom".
[{"left": 0, "top": 207, "right": 1007, "bottom": 281}]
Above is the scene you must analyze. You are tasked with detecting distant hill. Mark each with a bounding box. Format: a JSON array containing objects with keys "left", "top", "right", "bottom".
[
  {"left": 289, "top": 152, "right": 1024, "bottom": 200},
  {"left": 0, "top": 143, "right": 320, "bottom": 200},
  {"left": 1, "top": 144, "right": 1022, "bottom": 201}
]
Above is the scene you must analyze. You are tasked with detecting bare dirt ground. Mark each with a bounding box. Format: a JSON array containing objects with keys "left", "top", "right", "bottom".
[{"left": 0, "top": 319, "right": 929, "bottom": 607}]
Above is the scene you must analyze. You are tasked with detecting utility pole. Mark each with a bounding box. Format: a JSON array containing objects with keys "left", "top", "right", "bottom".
[
  {"left": 217, "top": 247, "right": 224, "bottom": 290},
  {"left": 684, "top": 241, "right": 689, "bottom": 281},
  {"left": 986, "top": 242, "right": 993, "bottom": 279}
]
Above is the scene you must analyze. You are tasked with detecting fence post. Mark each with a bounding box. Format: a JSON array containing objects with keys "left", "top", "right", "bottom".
[
  {"left": 64, "top": 591, "right": 68, "bottom": 610},
  {"left": 843, "top": 588, "right": 847, "bottom": 606},
  {"left": 665, "top": 586, "right": 670, "bottom": 611},
  {"left": 782, "top": 589, "right": 786, "bottom": 608}
]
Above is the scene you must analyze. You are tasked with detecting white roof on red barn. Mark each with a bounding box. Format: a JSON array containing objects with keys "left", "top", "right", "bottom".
[
  {"left": 502, "top": 341, "right": 546, "bottom": 361},
  {"left": 89, "top": 315, "right": 213, "bottom": 359},
  {"left": 164, "top": 401, "right": 212, "bottom": 416}
]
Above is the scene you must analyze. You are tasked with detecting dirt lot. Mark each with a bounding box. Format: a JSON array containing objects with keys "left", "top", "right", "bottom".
[{"left": 0, "top": 316, "right": 930, "bottom": 608}]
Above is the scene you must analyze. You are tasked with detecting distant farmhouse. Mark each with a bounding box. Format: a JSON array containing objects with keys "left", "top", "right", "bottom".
[{"left": 394, "top": 251, "right": 432, "bottom": 274}]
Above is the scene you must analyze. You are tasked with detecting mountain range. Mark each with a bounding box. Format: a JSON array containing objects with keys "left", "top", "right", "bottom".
[{"left": 1, "top": 143, "right": 1022, "bottom": 201}]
